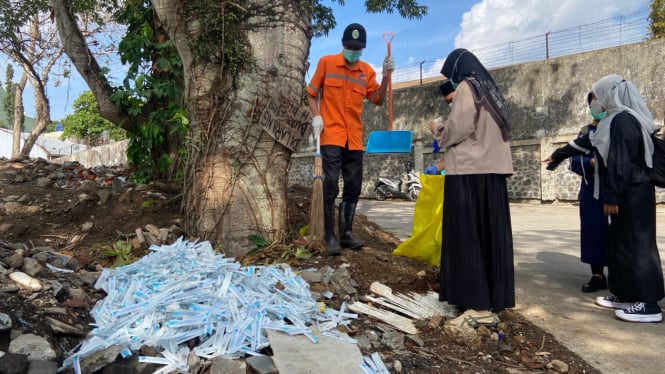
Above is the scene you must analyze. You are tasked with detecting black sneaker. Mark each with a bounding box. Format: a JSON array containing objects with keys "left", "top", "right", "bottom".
[
  {"left": 595, "top": 295, "right": 633, "bottom": 309},
  {"left": 615, "top": 302, "right": 663, "bottom": 323},
  {"left": 581, "top": 274, "right": 607, "bottom": 293}
]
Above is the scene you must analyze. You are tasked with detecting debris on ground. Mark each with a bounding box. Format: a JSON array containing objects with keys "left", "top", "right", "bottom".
[{"left": 0, "top": 158, "right": 602, "bottom": 373}]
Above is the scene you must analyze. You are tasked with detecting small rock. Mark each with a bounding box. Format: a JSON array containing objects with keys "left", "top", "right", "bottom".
[
  {"left": 97, "top": 189, "right": 112, "bottom": 204},
  {"left": 210, "top": 356, "right": 247, "bottom": 374},
  {"left": 28, "top": 360, "right": 59, "bottom": 374},
  {"left": 246, "top": 355, "right": 278, "bottom": 374},
  {"left": 78, "top": 345, "right": 124, "bottom": 374},
  {"left": 82, "top": 221, "right": 95, "bottom": 232},
  {"left": 393, "top": 359, "right": 402, "bottom": 373},
  {"left": 9, "top": 271, "right": 42, "bottom": 291},
  {"left": 45, "top": 317, "right": 87, "bottom": 336},
  {"left": 0, "top": 353, "right": 29, "bottom": 374},
  {"left": 405, "top": 334, "right": 424, "bottom": 347},
  {"left": 443, "top": 324, "right": 481, "bottom": 347},
  {"left": 298, "top": 269, "right": 323, "bottom": 283},
  {"left": 381, "top": 331, "right": 405, "bottom": 350},
  {"left": 3, "top": 253, "right": 24, "bottom": 270},
  {"left": 8, "top": 334, "right": 56, "bottom": 361},
  {"left": 79, "top": 269, "right": 101, "bottom": 287},
  {"left": 355, "top": 335, "right": 372, "bottom": 351},
  {"left": 548, "top": 359, "right": 569, "bottom": 373},
  {"left": 0, "top": 312, "right": 12, "bottom": 332},
  {"left": 21, "top": 257, "right": 44, "bottom": 277}
]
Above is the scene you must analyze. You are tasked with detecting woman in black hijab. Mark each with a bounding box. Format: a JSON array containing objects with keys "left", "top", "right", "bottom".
[{"left": 431, "top": 48, "right": 515, "bottom": 327}]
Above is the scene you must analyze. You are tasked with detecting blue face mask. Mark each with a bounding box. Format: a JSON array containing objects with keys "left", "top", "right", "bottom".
[
  {"left": 343, "top": 49, "right": 362, "bottom": 63},
  {"left": 590, "top": 109, "right": 607, "bottom": 121},
  {"left": 589, "top": 99, "right": 606, "bottom": 121}
]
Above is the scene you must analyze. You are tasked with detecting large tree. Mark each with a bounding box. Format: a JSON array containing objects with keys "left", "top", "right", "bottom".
[
  {"left": 52, "top": 0, "right": 427, "bottom": 256},
  {"left": 61, "top": 91, "right": 126, "bottom": 146},
  {"left": 650, "top": 0, "right": 665, "bottom": 38},
  {"left": 0, "top": 6, "right": 64, "bottom": 158},
  {"left": 3, "top": 65, "right": 16, "bottom": 130}
]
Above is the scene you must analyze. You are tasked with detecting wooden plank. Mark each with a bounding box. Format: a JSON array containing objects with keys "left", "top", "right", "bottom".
[{"left": 348, "top": 302, "right": 417, "bottom": 334}]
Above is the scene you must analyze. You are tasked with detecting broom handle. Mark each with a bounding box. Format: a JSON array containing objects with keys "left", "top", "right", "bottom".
[
  {"left": 383, "top": 32, "right": 394, "bottom": 131},
  {"left": 314, "top": 135, "right": 322, "bottom": 178}
]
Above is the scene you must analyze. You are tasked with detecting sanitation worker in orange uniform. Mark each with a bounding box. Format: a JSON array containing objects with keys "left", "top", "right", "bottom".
[{"left": 307, "top": 23, "right": 395, "bottom": 255}]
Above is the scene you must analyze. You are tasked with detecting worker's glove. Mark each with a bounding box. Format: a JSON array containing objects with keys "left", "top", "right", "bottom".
[
  {"left": 423, "top": 165, "right": 438, "bottom": 175},
  {"left": 382, "top": 55, "right": 395, "bottom": 77},
  {"left": 311, "top": 115, "right": 323, "bottom": 135}
]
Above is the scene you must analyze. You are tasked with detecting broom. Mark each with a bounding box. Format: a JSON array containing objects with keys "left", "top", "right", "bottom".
[{"left": 309, "top": 132, "right": 325, "bottom": 243}]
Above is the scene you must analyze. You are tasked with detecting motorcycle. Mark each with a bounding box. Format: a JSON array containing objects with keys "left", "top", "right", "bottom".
[{"left": 374, "top": 161, "right": 422, "bottom": 201}]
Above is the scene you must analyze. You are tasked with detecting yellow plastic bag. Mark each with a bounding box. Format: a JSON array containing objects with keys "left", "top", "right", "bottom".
[{"left": 392, "top": 174, "right": 444, "bottom": 266}]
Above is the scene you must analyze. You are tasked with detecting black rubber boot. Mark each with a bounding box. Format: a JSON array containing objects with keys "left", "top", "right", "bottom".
[
  {"left": 339, "top": 202, "right": 363, "bottom": 249},
  {"left": 324, "top": 205, "right": 341, "bottom": 255}
]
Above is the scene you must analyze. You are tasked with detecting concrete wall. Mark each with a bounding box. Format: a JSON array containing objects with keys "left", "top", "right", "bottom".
[
  {"left": 56, "top": 139, "right": 128, "bottom": 167},
  {"left": 291, "top": 38, "right": 665, "bottom": 202}
]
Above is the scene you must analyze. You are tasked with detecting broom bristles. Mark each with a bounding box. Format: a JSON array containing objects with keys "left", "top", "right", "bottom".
[{"left": 309, "top": 156, "right": 325, "bottom": 242}]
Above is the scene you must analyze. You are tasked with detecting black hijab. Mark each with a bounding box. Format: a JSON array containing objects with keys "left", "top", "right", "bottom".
[{"left": 441, "top": 48, "right": 512, "bottom": 140}]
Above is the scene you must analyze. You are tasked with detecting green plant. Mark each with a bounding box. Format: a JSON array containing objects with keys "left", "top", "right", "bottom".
[
  {"left": 141, "top": 199, "right": 156, "bottom": 208},
  {"left": 100, "top": 240, "right": 135, "bottom": 268},
  {"left": 112, "top": 1, "right": 188, "bottom": 184},
  {"left": 245, "top": 234, "right": 271, "bottom": 256},
  {"left": 60, "top": 91, "right": 126, "bottom": 145},
  {"left": 281, "top": 246, "right": 313, "bottom": 261}
]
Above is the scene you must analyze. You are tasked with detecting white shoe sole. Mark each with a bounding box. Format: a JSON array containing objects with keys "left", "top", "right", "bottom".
[
  {"left": 595, "top": 297, "right": 633, "bottom": 309},
  {"left": 615, "top": 310, "right": 663, "bottom": 323}
]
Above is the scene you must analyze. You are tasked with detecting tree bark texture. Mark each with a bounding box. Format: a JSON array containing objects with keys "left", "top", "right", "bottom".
[
  {"left": 11, "top": 73, "right": 27, "bottom": 159},
  {"left": 152, "top": 0, "right": 312, "bottom": 256},
  {"left": 52, "top": 0, "right": 129, "bottom": 127},
  {"left": 18, "top": 18, "right": 65, "bottom": 158}
]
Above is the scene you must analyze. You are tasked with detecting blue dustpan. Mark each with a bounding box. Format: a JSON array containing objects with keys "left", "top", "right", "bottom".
[
  {"left": 366, "top": 130, "right": 412, "bottom": 154},
  {"left": 365, "top": 32, "right": 412, "bottom": 154}
]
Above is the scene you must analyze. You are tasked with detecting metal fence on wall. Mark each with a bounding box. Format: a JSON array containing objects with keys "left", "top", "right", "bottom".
[{"left": 392, "top": 9, "right": 651, "bottom": 84}]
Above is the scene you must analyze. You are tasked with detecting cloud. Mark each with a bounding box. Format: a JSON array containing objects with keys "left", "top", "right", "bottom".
[{"left": 454, "top": 0, "right": 650, "bottom": 66}]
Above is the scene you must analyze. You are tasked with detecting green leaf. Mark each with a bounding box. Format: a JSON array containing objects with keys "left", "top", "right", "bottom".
[{"left": 247, "top": 234, "right": 270, "bottom": 247}]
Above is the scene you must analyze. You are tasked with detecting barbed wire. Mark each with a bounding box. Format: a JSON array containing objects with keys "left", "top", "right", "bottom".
[{"left": 393, "top": 9, "right": 651, "bottom": 84}]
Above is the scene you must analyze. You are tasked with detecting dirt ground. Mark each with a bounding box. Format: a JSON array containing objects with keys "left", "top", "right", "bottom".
[{"left": 0, "top": 158, "right": 600, "bottom": 373}]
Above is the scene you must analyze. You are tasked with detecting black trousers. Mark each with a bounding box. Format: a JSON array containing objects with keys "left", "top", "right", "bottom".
[{"left": 321, "top": 144, "right": 363, "bottom": 206}]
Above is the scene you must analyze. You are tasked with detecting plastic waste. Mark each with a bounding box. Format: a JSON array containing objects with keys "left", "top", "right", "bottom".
[{"left": 60, "top": 237, "right": 356, "bottom": 373}]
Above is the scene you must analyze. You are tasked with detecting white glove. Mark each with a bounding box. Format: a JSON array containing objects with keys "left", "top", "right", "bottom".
[
  {"left": 312, "top": 115, "right": 323, "bottom": 135},
  {"left": 383, "top": 55, "right": 395, "bottom": 77}
]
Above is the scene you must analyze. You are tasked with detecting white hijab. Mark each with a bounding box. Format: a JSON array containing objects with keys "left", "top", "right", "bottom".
[{"left": 589, "top": 74, "right": 657, "bottom": 168}]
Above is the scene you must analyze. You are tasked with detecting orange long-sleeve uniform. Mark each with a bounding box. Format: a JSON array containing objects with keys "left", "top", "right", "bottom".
[{"left": 307, "top": 52, "right": 382, "bottom": 150}]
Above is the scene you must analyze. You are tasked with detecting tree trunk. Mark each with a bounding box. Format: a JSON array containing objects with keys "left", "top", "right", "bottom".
[
  {"left": 15, "top": 14, "right": 62, "bottom": 159},
  {"left": 11, "top": 73, "right": 27, "bottom": 159},
  {"left": 19, "top": 78, "right": 52, "bottom": 159},
  {"left": 152, "top": 0, "right": 312, "bottom": 257}
]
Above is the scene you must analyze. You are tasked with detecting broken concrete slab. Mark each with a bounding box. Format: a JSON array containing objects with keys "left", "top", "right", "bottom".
[{"left": 267, "top": 327, "right": 364, "bottom": 374}]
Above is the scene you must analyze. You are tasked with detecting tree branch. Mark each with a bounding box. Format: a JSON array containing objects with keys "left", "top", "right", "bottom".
[{"left": 51, "top": 0, "right": 131, "bottom": 129}]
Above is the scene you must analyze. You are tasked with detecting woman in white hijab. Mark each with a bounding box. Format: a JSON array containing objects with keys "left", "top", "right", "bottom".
[{"left": 589, "top": 74, "right": 664, "bottom": 323}]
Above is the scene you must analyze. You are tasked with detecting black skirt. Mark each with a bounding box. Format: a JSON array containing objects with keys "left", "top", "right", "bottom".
[
  {"left": 607, "top": 181, "right": 665, "bottom": 303},
  {"left": 439, "top": 174, "right": 515, "bottom": 312}
]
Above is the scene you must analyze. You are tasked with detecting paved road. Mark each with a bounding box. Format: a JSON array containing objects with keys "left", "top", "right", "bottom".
[{"left": 355, "top": 199, "right": 665, "bottom": 374}]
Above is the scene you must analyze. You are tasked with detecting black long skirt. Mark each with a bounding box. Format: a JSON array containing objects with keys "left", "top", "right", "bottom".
[
  {"left": 439, "top": 174, "right": 515, "bottom": 312},
  {"left": 607, "top": 181, "right": 665, "bottom": 303}
]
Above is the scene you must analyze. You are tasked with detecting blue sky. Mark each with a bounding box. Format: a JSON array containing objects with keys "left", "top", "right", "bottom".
[{"left": 12, "top": 0, "right": 652, "bottom": 121}]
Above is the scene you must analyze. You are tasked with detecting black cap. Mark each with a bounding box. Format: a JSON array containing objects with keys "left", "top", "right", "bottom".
[
  {"left": 342, "top": 23, "right": 367, "bottom": 49},
  {"left": 439, "top": 81, "right": 455, "bottom": 97}
]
